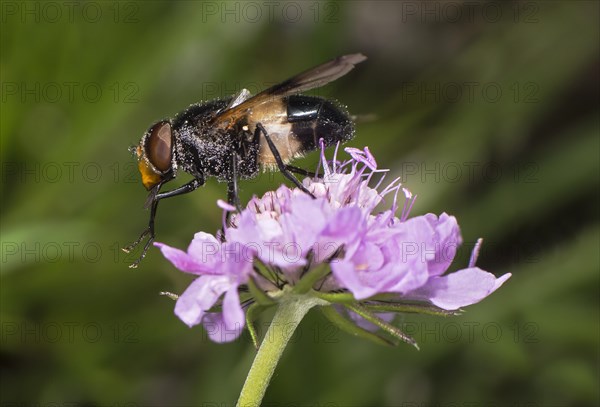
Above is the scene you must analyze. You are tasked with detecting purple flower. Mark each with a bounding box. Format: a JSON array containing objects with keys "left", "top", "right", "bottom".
[
  {"left": 155, "top": 142, "right": 511, "bottom": 345},
  {"left": 155, "top": 232, "right": 252, "bottom": 342}
]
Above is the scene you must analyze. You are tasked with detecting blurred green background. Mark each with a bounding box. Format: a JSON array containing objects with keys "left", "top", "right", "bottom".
[{"left": 1, "top": 1, "right": 598, "bottom": 406}]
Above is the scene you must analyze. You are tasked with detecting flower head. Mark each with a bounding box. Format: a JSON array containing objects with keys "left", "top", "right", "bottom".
[{"left": 155, "top": 142, "right": 510, "bottom": 345}]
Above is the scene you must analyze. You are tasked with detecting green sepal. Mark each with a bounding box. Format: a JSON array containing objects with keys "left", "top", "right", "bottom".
[
  {"left": 247, "top": 276, "right": 276, "bottom": 306},
  {"left": 362, "top": 302, "right": 462, "bottom": 317},
  {"left": 245, "top": 302, "right": 272, "bottom": 349},
  {"left": 346, "top": 303, "right": 420, "bottom": 350},
  {"left": 312, "top": 290, "right": 357, "bottom": 304},
  {"left": 320, "top": 305, "right": 395, "bottom": 347},
  {"left": 293, "top": 264, "right": 330, "bottom": 294},
  {"left": 253, "top": 259, "right": 279, "bottom": 283}
]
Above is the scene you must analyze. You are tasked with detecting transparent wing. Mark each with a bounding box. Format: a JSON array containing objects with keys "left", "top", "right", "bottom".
[{"left": 212, "top": 53, "right": 367, "bottom": 126}]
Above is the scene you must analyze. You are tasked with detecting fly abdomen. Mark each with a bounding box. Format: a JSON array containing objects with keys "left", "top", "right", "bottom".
[{"left": 286, "top": 95, "right": 355, "bottom": 153}]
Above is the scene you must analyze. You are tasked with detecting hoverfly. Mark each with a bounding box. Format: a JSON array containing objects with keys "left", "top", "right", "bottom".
[{"left": 124, "top": 53, "right": 367, "bottom": 267}]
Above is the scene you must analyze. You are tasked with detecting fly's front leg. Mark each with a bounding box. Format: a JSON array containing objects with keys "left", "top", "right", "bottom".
[
  {"left": 123, "top": 176, "right": 204, "bottom": 268},
  {"left": 122, "top": 198, "right": 160, "bottom": 269}
]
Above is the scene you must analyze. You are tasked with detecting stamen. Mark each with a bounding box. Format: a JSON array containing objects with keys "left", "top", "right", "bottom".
[
  {"left": 217, "top": 199, "right": 237, "bottom": 212},
  {"left": 218, "top": 199, "right": 237, "bottom": 231},
  {"left": 319, "top": 138, "right": 331, "bottom": 177},
  {"left": 333, "top": 141, "right": 341, "bottom": 173},
  {"left": 315, "top": 139, "right": 324, "bottom": 179},
  {"left": 364, "top": 146, "right": 376, "bottom": 168},
  {"left": 400, "top": 188, "right": 417, "bottom": 222},
  {"left": 379, "top": 177, "right": 402, "bottom": 198},
  {"left": 374, "top": 172, "right": 387, "bottom": 190},
  {"left": 469, "top": 238, "right": 484, "bottom": 267}
]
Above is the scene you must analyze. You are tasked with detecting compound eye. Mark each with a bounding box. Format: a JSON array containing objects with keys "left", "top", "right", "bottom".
[{"left": 147, "top": 121, "right": 173, "bottom": 172}]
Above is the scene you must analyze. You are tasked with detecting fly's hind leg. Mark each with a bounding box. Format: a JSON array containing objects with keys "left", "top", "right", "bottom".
[
  {"left": 255, "top": 123, "right": 315, "bottom": 198},
  {"left": 284, "top": 165, "right": 316, "bottom": 178}
]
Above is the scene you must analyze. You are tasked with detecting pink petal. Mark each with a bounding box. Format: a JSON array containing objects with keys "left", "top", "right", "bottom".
[
  {"left": 426, "top": 213, "right": 462, "bottom": 276},
  {"left": 331, "top": 260, "right": 379, "bottom": 300},
  {"left": 154, "top": 243, "right": 211, "bottom": 274},
  {"left": 407, "top": 267, "right": 512, "bottom": 310},
  {"left": 174, "top": 275, "right": 230, "bottom": 327},
  {"left": 223, "top": 287, "right": 245, "bottom": 332},
  {"left": 202, "top": 312, "right": 244, "bottom": 343}
]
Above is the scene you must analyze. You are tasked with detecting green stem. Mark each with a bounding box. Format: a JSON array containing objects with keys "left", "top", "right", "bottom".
[{"left": 236, "top": 294, "right": 327, "bottom": 407}]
